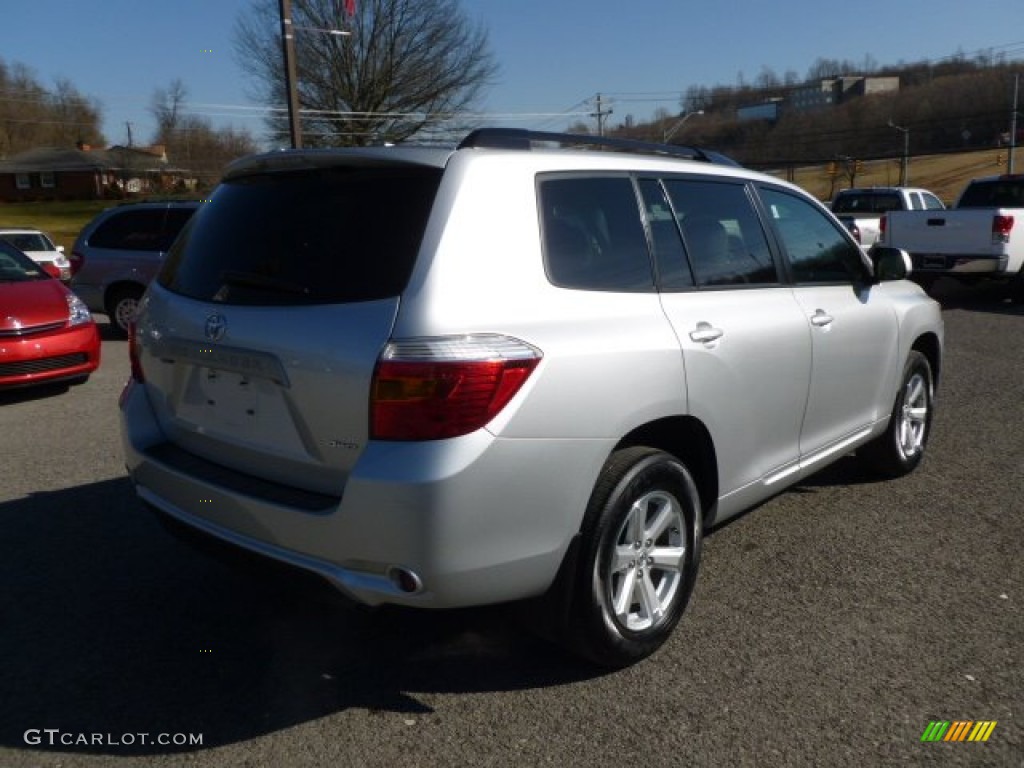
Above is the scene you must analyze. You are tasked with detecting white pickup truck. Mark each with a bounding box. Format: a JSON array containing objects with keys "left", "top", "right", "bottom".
[
  {"left": 831, "top": 186, "right": 945, "bottom": 246},
  {"left": 879, "top": 174, "right": 1024, "bottom": 298}
]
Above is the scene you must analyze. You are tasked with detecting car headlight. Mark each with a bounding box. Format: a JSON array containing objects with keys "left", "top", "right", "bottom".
[{"left": 67, "top": 293, "right": 93, "bottom": 326}]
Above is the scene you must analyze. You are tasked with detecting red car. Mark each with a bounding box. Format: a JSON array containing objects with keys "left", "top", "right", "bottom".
[{"left": 0, "top": 241, "right": 100, "bottom": 389}]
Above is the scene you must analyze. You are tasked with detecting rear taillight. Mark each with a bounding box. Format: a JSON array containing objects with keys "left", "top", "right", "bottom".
[
  {"left": 128, "top": 321, "right": 144, "bottom": 383},
  {"left": 849, "top": 224, "right": 862, "bottom": 243},
  {"left": 371, "top": 335, "right": 541, "bottom": 440},
  {"left": 41, "top": 263, "right": 61, "bottom": 279},
  {"left": 879, "top": 214, "right": 887, "bottom": 242},
  {"left": 69, "top": 250, "right": 84, "bottom": 276},
  {"left": 992, "top": 214, "right": 1014, "bottom": 244}
]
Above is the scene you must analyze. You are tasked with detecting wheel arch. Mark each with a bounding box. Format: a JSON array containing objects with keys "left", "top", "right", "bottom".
[
  {"left": 911, "top": 332, "right": 942, "bottom": 388},
  {"left": 103, "top": 279, "right": 147, "bottom": 313},
  {"left": 613, "top": 415, "right": 719, "bottom": 526}
]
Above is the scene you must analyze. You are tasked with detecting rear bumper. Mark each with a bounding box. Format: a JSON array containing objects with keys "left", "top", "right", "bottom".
[
  {"left": 910, "top": 252, "right": 1008, "bottom": 274},
  {"left": 0, "top": 323, "right": 100, "bottom": 388},
  {"left": 120, "top": 379, "right": 610, "bottom": 609}
]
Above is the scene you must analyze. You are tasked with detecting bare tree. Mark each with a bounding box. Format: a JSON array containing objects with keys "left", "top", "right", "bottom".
[
  {"left": 0, "top": 59, "right": 105, "bottom": 155},
  {"left": 234, "top": 0, "right": 498, "bottom": 146},
  {"left": 148, "top": 80, "right": 259, "bottom": 184},
  {"left": 150, "top": 78, "right": 189, "bottom": 144}
]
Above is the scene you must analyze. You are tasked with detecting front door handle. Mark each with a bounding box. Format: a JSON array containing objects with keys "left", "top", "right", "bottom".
[
  {"left": 810, "top": 309, "right": 834, "bottom": 327},
  {"left": 689, "top": 321, "right": 724, "bottom": 343}
]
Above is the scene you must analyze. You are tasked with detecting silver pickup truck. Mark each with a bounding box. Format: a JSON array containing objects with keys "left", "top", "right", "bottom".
[{"left": 831, "top": 187, "right": 945, "bottom": 246}]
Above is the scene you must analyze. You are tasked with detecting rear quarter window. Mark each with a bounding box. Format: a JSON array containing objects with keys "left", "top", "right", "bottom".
[
  {"left": 539, "top": 176, "right": 654, "bottom": 292},
  {"left": 158, "top": 167, "right": 441, "bottom": 305}
]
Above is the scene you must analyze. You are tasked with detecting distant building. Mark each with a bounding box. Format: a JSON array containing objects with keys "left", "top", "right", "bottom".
[
  {"left": 0, "top": 143, "right": 193, "bottom": 202},
  {"left": 787, "top": 76, "right": 899, "bottom": 114},
  {"left": 737, "top": 100, "right": 783, "bottom": 122}
]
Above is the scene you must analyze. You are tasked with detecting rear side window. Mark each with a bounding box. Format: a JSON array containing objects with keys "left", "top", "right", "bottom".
[
  {"left": 539, "top": 176, "right": 653, "bottom": 292},
  {"left": 89, "top": 208, "right": 191, "bottom": 252},
  {"left": 957, "top": 180, "right": 1024, "bottom": 208},
  {"left": 159, "top": 167, "right": 441, "bottom": 305}
]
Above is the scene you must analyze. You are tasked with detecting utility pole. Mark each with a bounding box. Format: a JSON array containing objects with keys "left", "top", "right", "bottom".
[
  {"left": 592, "top": 93, "right": 613, "bottom": 137},
  {"left": 1009, "top": 73, "right": 1019, "bottom": 174},
  {"left": 125, "top": 121, "right": 133, "bottom": 148},
  {"left": 279, "top": 0, "right": 303, "bottom": 148},
  {"left": 889, "top": 120, "right": 910, "bottom": 185}
]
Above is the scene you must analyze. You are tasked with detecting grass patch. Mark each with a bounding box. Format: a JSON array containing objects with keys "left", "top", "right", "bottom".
[
  {"left": 0, "top": 200, "right": 112, "bottom": 251},
  {"left": 781, "top": 147, "right": 1006, "bottom": 204}
]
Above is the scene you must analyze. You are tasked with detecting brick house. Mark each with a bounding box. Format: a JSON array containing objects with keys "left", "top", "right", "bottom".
[{"left": 0, "top": 143, "right": 192, "bottom": 202}]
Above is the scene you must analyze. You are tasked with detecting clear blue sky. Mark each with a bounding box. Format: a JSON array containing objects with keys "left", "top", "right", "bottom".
[{"left": 4, "top": 0, "right": 1024, "bottom": 148}]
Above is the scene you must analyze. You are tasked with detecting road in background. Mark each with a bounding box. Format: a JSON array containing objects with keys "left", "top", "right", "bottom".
[{"left": 1, "top": 291, "right": 1020, "bottom": 767}]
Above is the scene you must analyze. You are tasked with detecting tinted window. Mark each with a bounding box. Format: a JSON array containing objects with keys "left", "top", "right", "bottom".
[
  {"left": 0, "top": 233, "right": 52, "bottom": 252},
  {"left": 539, "top": 176, "right": 653, "bottom": 292},
  {"left": 760, "top": 187, "right": 868, "bottom": 285},
  {"left": 637, "top": 179, "right": 693, "bottom": 290},
  {"left": 663, "top": 179, "right": 777, "bottom": 287},
  {"left": 159, "top": 167, "right": 441, "bottom": 305},
  {"left": 957, "top": 180, "right": 1024, "bottom": 208},
  {"left": 0, "top": 242, "right": 49, "bottom": 281},
  {"left": 832, "top": 192, "right": 901, "bottom": 213},
  {"left": 90, "top": 209, "right": 170, "bottom": 251}
]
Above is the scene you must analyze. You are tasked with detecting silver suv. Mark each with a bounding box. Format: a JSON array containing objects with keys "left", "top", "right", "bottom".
[
  {"left": 120, "top": 129, "right": 943, "bottom": 667},
  {"left": 70, "top": 201, "right": 199, "bottom": 335}
]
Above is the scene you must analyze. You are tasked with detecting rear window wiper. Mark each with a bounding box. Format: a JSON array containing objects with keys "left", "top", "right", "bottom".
[{"left": 219, "top": 270, "right": 311, "bottom": 296}]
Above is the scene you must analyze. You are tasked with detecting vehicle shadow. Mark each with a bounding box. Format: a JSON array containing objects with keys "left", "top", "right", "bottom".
[
  {"left": 0, "top": 381, "right": 75, "bottom": 405},
  {"left": 98, "top": 320, "right": 127, "bottom": 343},
  {"left": 923, "top": 278, "right": 1024, "bottom": 316},
  {"left": 0, "top": 478, "right": 598, "bottom": 757}
]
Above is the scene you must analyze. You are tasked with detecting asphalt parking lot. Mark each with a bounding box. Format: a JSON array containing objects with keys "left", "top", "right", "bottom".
[{"left": 1, "top": 285, "right": 1021, "bottom": 768}]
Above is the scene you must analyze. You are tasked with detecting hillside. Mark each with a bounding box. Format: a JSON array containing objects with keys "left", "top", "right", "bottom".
[{"left": 776, "top": 147, "right": 1011, "bottom": 203}]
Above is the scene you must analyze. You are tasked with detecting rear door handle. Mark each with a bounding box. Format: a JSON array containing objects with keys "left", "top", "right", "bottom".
[
  {"left": 689, "top": 321, "right": 724, "bottom": 343},
  {"left": 810, "top": 310, "right": 834, "bottom": 327}
]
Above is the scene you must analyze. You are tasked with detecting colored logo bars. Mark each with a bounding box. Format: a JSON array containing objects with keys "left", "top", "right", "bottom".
[{"left": 921, "top": 721, "right": 997, "bottom": 742}]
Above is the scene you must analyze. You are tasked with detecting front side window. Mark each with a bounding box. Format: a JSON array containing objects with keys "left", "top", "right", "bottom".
[
  {"left": 663, "top": 179, "right": 777, "bottom": 287},
  {"left": 759, "top": 187, "right": 868, "bottom": 285},
  {"left": 539, "top": 176, "right": 653, "bottom": 292},
  {"left": 922, "top": 193, "right": 944, "bottom": 210}
]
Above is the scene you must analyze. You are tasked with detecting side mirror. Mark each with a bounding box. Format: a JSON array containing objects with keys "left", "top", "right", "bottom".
[
  {"left": 56, "top": 245, "right": 65, "bottom": 253},
  {"left": 868, "top": 245, "right": 912, "bottom": 282}
]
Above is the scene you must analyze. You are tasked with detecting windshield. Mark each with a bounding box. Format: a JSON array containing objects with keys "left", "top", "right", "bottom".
[
  {"left": 0, "top": 232, "right": 54, "bottom": 252},
  {"left": 0, "top": 242, "right": 51, "bottom": 282},
  {"left": 158, "top": 166, "right": 442, "bottom": 306}
]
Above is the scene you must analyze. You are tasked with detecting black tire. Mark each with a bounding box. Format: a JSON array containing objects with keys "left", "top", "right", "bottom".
[
  {"left": 567, "top": 447, "right": 703, "bottom": 668},
  {"left": 106, "top": 285, "right": 144, "bottom": 337},
  {"left": 859, "top": 350, "right": 934, "bottom": 478},
  {"left": 1009, "top": 269, "right": 1024, "bottom": 304}
]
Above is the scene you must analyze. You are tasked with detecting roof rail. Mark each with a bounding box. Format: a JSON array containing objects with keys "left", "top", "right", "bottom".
[{"left": 457, "top": 128, "right": 741, "bottom": 167}]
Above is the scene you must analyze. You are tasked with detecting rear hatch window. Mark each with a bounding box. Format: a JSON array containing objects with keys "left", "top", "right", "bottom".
[
  {"left": 832, "top": 192, "right": 901, "bottom": 214},
  {"left": 158, "top": 166, "right": 442, "bottom": 305}
]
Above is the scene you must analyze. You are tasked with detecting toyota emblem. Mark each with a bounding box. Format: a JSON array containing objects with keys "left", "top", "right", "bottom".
[{"left": 204, "top": 313, "right": 227, "bottom": 342}]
